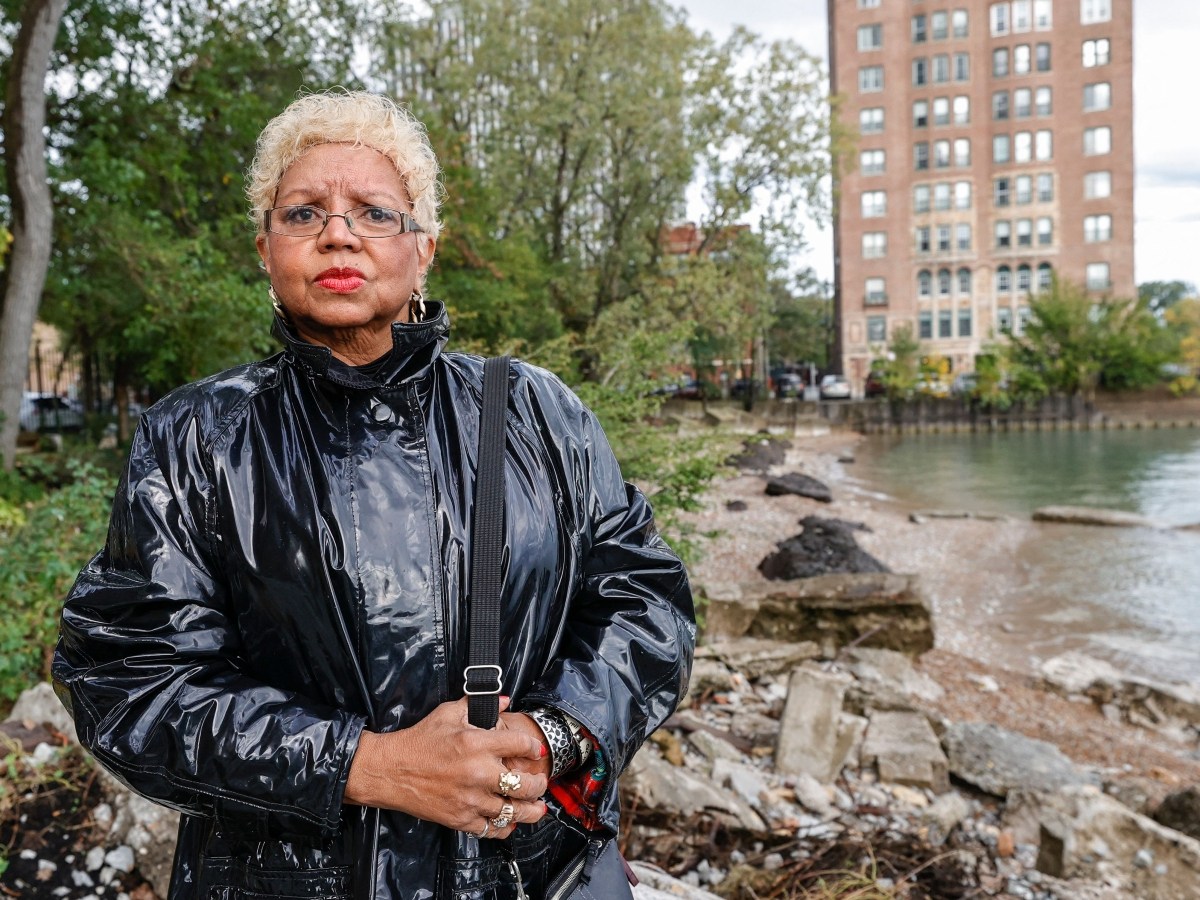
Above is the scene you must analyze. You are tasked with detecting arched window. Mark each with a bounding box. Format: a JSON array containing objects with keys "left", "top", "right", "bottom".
[
  {"left": 997, "top": 265, "right": 1012, "bottom": 292},
  {"left": 938, "top": 268, "right": 952, "bottom": 295},
  {"left": 1017, "top": 264, "right": 1032, "bottom": 292},
  {"left": 957, "top": 267, "right": 972, "bottom": 295},
  {"left": 1037, "top": 262, "right": 1053, "bottom": 290},
  {"left": 918, "top": 269, "right": 933, "bottom": 297}
]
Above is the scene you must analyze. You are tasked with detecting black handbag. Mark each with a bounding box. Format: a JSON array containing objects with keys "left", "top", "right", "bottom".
[{"left": 466, "top": 356, "right": 635, "bottom": 900}]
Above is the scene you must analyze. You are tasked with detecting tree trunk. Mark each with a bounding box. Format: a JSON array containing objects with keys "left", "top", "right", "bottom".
[{"left": 0, "top": 0, "right": 68, "bottom": 469}]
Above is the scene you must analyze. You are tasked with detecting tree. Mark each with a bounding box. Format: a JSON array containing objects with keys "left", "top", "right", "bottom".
[
  {"left": 1139, "top": 280, "right": 1197, "bottom": 316},
  {"left": 0, "top": 0, "right": 67, "bottom": 469},
  {"left": 870, "top": 324, "right": 920, "bottom": 399}
]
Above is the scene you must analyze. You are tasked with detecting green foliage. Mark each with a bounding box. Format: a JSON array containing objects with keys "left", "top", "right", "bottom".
[
  {"left": 0, "top": 463, "right": 115, "bottom": 705},
  {"left": 1139, "top": 280, "right": 1197, "bottom": 316},
  {"left": 871, "top": 324, "right": 921, "bottom": 400}
]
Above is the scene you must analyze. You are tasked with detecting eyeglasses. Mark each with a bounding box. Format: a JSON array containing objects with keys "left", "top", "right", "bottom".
[{"left": 265, "top": 205, "right": 425, "bottom": 238}]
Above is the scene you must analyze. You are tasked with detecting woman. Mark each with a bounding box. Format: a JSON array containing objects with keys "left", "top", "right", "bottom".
[{"left": 53, "top": 90, "right": 695, "bottom": 900}]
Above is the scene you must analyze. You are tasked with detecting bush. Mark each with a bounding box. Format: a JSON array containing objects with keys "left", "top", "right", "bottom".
[{"left": 0, "top": 463, "right": 115, "bottom": 709}]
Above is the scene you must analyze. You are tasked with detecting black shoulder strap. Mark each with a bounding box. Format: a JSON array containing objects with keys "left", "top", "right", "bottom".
[{"left": 465, "top": 355, "right": 511, "bottom": 729}]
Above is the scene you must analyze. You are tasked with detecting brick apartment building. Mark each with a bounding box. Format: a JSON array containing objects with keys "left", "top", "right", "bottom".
[{"left": 829, "top": 0, "right": 1134, "bottom": 391}]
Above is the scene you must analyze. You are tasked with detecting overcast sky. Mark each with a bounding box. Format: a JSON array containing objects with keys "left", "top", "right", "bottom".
[{"left": 677, "top": 0, "right": 1200, "bottom": 293}]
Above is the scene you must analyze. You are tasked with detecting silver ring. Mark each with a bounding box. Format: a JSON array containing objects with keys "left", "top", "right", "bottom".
[
  {"left": 490, "top": 801, "right": 515, "bottom": 830},
  {"left": 476, "top": 820, "right": 491, "bottom": 839},
  {"left": 498, "top": 770, "right": 522, "bottom": 797}
]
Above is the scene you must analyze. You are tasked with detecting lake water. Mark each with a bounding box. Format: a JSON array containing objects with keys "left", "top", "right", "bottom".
[{"left": 849, "top": 428, "right": 1200, "bottom": 685}]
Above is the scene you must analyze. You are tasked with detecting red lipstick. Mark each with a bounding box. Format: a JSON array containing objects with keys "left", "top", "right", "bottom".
[{"left": 315, "top": 267, "right": 365, "bottom": 293}]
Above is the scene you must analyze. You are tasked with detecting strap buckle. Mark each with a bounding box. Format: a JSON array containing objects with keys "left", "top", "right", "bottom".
[{"left": 463, "top": 664, "right": 503, "bottom": 696}]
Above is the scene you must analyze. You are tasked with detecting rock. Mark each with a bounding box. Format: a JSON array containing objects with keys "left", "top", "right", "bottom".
[
  {"left": 6, "top": 682, "right": 77, "bottom": 743},
  {"left": 833, "top": 713, "right": 868, "bottom": 775},
  {"left": 94, "top": 769, "right": 181, "bottom": 898},
  {"left": 1040, "top": 652, "right": 1200, "bottom": 730},
  {"left": 758, "top": 516, "right": 887, "bottom": 580},
  {"left": 724, "top": 500, "right": 748, "bottom": 512},
  {"left": 687, "top": 730, "right": 748, "bottom": 768},
  {"left": 944, "top": 723, "right": 1098, "bottom": 798},
  {"left": 924, "top": 792, "right": 971, "bottom": 843},
  {"left": 684, "top": 657, "right": 736, "bottom": 697},
  {"left": 86, "top": 847, "right": 106, "bottom": 872},
  {"left": 629, "top": 862, "right": 725, "bottom": 899},
  {"left": 649, "top": 731, "right": 686, "bottom": 767},
  {"left": 1032, "top": 505, "right": 1160, "bottom": 528},
  {"left": 624, "top": 746, "right": 766, "bottom": 832},
  {"left": 888, "top": 784, "right": 930, "bottom": 808},
  {"left": 861, "top": 711, "right": 949, "bottom": 792},
  {"left": 728, "top": 711, "right": 780, "bottom": 747},
  {"left": 763, "top": 473, "right": 833, "bottom": 503},
  {"left": 711, "top": 759, "right": 771, "bottom": 809},
  {"left": 775, "top": 668, "right": 853, "bottom": 783},
  {"left": 708, "top": 637, "right": 821, "bottom": 680},
  {"left": 725, "top": 438, "right": 792, "bottom": 472},
  {"left": 844, "top": 647, "right": 945, "bottom": 713},
  {"left": 790, "top": 772, "right": 836, "bottom": 819},
  {"left": 711, "top": 574, "right": 934, "bottom": 658},
  {"left": 1153, "top": 786, "right": 1200, "bottom": 841},
  {"left": 1006, "top": 785, "right": 1200, "bottom": 899}
]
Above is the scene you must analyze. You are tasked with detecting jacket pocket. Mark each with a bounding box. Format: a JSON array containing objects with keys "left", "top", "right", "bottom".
[{"left": 203, "top": 859, "right": 352, "bottom": 900}]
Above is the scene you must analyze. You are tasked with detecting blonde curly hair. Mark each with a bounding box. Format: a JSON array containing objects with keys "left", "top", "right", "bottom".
[{"left": 246, "top": 89, "right": 442, "bottom": 242}]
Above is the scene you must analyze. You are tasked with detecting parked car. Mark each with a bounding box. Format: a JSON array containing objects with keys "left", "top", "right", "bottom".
[
  {"left": 819, "top": 374, "right": 852, "bottom": 400},
  {"left": 774, "top": 372, "right": 803, "bottom": 398},
  {"left": 730, "top": 378, "right": 763, "bottom": 400},
  {"left": 19, "top": 392, "right": 85, "bottom": 432},
  {"left": 864, "top": 370, "right": 887, "bottom": 398},
  {"left": 950, "top": 373, "right": 979, "bottom": 397},
  {"left": 676, "top": 377, "right": 719, "bottom": 400}
]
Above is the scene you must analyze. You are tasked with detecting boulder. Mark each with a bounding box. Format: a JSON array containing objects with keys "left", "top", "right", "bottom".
[
  {"left": 943, "top": 722, "right": 1097, "bottom": 798},
  {"left": 758, "top": 516, "right": 887, "bottom": 580},
  {"left": 1006, "top": 785, "right": 1200, "bottom": 899},
  {"left": 844, "top": 647, "right": 945, "bottom": 714},
  {"left": 1153, "top": 786, "right": 1200, "bottom": 842},
  {"left": 623, "top": 746, "right": 766, "bottom": 831},
  {"left": 7, "top": 681, "right": 77, "bottom": 744},
  {"left": 708, "top": 637, "right": 821, "bottom": 680},
  {"left": 861, "top": 711, "right": 949, "bottom": 792},
  {"left": 708, "top": 574, "right": 934, "bottom": 657},
  {"left": 775, "top": 668, "right": 854, "bottom": 783},
  {"left": 726, "top": 437, "right": 792, "bottom": 472},
  {"left": 1032, "top": 506, "right": 1160, "bottom": 528},
  {"left": 763, "top": 473, "right": 833, "bottom": 503}
]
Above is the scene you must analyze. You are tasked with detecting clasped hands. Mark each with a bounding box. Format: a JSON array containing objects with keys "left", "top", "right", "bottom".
[{"left": 345, "top": 696, "right": 552, "bottom": 839}]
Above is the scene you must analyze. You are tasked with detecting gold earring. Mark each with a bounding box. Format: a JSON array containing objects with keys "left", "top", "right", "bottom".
[
  {"left": 410, "top": 290, "right": 426, "bottom": 323},
  {"left": 268, "top": 286, "right": 287, "bottom": 317}
]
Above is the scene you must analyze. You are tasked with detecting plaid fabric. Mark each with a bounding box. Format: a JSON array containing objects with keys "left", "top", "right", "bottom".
[{"left": 548, "top": 724, "right": 607, "bottom": 832}]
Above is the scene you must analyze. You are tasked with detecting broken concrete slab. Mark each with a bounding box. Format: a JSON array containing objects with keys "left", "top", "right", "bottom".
[
  {"left": 708, "top": 637, "right": 822, "bottom": 680},
  {"left": 861, "top": 710, "right": 949, "bottom": 793},
  {"left": 624, "top": 746, "right": 766, "bottom": 832},
  {"left": 775, "top": 668, "right": 853, "bottom": 783},
  {"left": 943, "top": 722, "right": 1098, "bottom": 798},
  {"left": 844, "top": 647, "right": 945, "bottom": 713}
]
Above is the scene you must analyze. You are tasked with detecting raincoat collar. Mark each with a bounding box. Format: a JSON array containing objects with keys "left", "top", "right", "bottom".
[{"left": 272, "top": 301, "right": 450, "bottom": 389}]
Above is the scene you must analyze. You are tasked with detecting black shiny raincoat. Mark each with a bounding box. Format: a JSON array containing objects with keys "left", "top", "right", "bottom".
[{"left": 53, "top": 303, "right": 695, "bottom": 900}]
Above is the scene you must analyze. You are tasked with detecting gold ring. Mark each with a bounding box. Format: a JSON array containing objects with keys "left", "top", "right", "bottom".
[
  {"left": 490, "top": 801, "right": 515, "bottom": 830},
  {"left": 498, "top": 770, "right": 522, "bottom": 797}
]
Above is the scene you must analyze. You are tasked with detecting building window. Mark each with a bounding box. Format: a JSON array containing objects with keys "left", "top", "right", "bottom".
[
  {"left": 1037, "top": 216, "right": 1053, "bottom": 245},
  {"left": 1038, "top": 262, "right": 1053, "bottom": 289},
  {"left": 993, "top": 134, "right": 1011, "bottom": 163},
  {"left": 953, "top": 9, "right": 969, "bottom": 37},
  {"left": 1036, "top": 130, "right": 1052, "bottom": 160},
  {"left": 1015, "top": 175, "right": 1033, "bottom": 204},
  {"left": 867, "top": 315, "right": 888, "bottom": 343},
  {"left": 860, "top": 66, "right": 885, "bottom": 92},
  {"left": 912, "top": 14, "right": 928, "bottom": 42},
  {"left": 998, "top": 306, "right": 1013, "bottom": 331},
  {"left": 1084, "top": 82, "right": 1112, "bottom": 112},
  {"left": 861, "top": 149, "right": 886, "bottom": 175},
  {"left": 858, "top": 0, "right": 881, "bottom": 7},
  {"left": 934, "top": 182, "right": 952, "bottom": 210},
  {"left": 1017, "top": 264, "right": 1032, "bottom": 292},
  {"left": 1084, "top": 170, "right": 1112, "bottom": 198},
  {"left": 1013, "top": 0, "right": 1031, "bottom": 31},
  {"left": 914, "top": 184, "right": 931, "bottom": 212},
  {"left": 939, "top": 309, "right": 954, "bottom": 338},
  {"left": 953, "top": 96, "right": 970, "bottom": 124},
  {"left": 1034, "top": 0, "right": 1052, "bottom": 29},
  {"left": 919, "top": 311, "right": 934, "bottom": 339},
  {"left": 956, "top": 223, "right": 972, "bottom": 250},
  {"left": 1017, "top": 218, "right": 1033, "bottom": 247},
  {"left": 932, "top": 11, "right": 949, "bottom": 39},
  {"left": 938, "top": 267, "right": 952, "bottom": 294},
  {"left": 860, "top": 107, "right": 885, "bottom": 134},
  {"left": 1036, "top": 42, "right": 1051, "bottom": 71},
  {"left": 991, "top": 2, "right": 1010, "bottom": 35},
  {"left": 933, "top": 54, "right": 950, "bottom": 82},
  {"left": 1084, "top": 126, "right": 1112, "bottom": 155},
  {"left": 954, "top": 52, "right": 971, "bottom": 81},
  {"left": 914, "top": 142, "right": 930, "bottom": 170},
  {"left": 1014, "top": 44, "right": 1031, "bottom": 74},
  {"left": 1082, "top": 0, "right": 1111, "bottom": 25},
  {"left": 937, "top": 227, "right": 952, "bottom": 253},
  {"left": 1086, "top": 262, "right": 1111, "bottom": 290},
  {"left": 863, "top": 231, "right": 888, "bottom": 258},
  {"left": 954, "top": 138, "right": 971, "bottom": 166},
  {"left": 1014, "top": 87, "right": 1032, "bottom": 118},
  {"left": 1083, "top": 38, "right": 1111, "bottom": 67},
  {"left": 993, "top": 48, "right": 1009, "bottom": 76},
  {"left": 865, "top": 277, "right": 887, "bottom": 305},
  {"left": 1036, "top": 87, "right": 1052, "bottom": 116},
  {"left": 994, "top": 177, "right": 1011, "bottom": 206},
  {"left": 1037, "top": 173, "right": 1054, "bottom": 202},
  {"left": 996, "top": 220, "right": 1012, "bottom": 249},
  {"left": 1085, "top": 213, "right": 1113, "bottom": 242},
  {"left": 918, "top": 269, "right": 933, "bottom": 296},
  {"left": 913, "top": 58, "right": 928, "bottom": 86},
  {"left": 1015, "top": 131, "right": 1033, "bottom": 163},
  {"left": 858, "top": 24, "right": 884, "bottom": 51},
  {"left": 934, "top": 139, "right": 951, "bottom": 168},
  {"left": 933, "top": 97, "right": 951, "bottom": 126},
  {"left": 862, "top": 190, "right": 887, "bottom": 217},
  {"left": 913, "top": 100, "right": 929, "bottom": 128},
  {"left": 958, "top": 267, "right": 972, "bottom": 293},
  {"left": 997, "top": 265, "right": 1013, "bottom": 291},
  {"left": 955, "top": 181, "right": 972, "bottom": 209},
  {"left": 916, "top": 226, "right": 932, "bottom": 253},
  {"left": 958, "top": 309, "right": 973, "bottom": 337},
  {"left": 993, "top": 91, "right": 1009, "bottom": 120}
]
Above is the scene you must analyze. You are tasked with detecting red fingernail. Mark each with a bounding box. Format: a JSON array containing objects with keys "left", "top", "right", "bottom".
[{"left": 540, "top": 744, "right": 548, "bottom": 758}]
